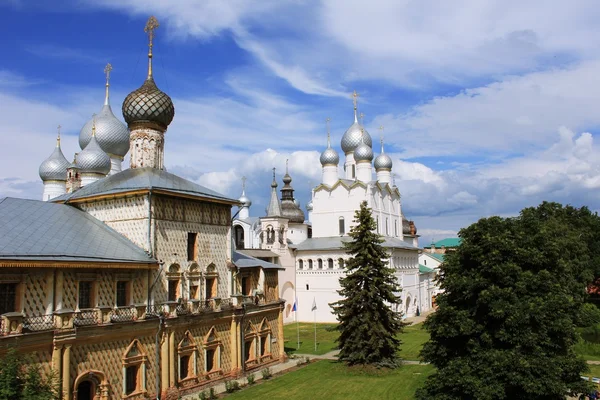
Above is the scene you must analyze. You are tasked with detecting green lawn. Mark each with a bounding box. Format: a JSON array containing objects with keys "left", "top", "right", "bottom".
[
  {"left": 283, "top": 322, "right": 430, "bottom": 361},
  {"left": 227, "top": 360, "right": 433, "bottom": 400}
]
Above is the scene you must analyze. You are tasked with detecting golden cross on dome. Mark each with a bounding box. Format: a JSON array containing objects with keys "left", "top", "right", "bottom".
[
  {"left": 56, "top": 125, "right": 62, "bottom": 146},
  {"left": 104, "top": 63, "right": 112, "bottom": 83},
  {"left": 286, "top": 159, "right": 289, "bottom": 174},
  {"left": 241, "top": 176, "right": 247, "bottom": 190},
  {"left": 351, "top": 90, "right": 359, "bottom": 110},
  {"left": 145, "top": 16, "right": 159, "bottom": 47},
  {"left": 91, "top": 114, "right": 97, "bottom": 136},
  {"left": 325, "top": 117, "right": 331, "bottom": 146},
  {"left": 379, "top": 126, "right": 385, "bottom": 152},
  {"left": 360, "top": 112, "right": 364, "bottom": 124}
]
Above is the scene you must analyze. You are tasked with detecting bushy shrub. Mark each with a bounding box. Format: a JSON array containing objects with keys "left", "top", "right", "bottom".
[
  {"left": 198, "top": 390, "right": 208, "bottom": 400},
  {"left": 225, "top": 380, "right": 240, "bottom": 393},
  {"left": 246, "top": 373, "right": 255, "bottom": 385},
  {"left": 209, "top": 387, "right": 217, "bottom": 399},
  {"left": 261, "top": 367, "right": 272, "bottom": 380}
]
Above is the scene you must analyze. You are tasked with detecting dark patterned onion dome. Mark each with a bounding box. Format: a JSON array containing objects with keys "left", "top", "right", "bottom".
[
  {"left": 80, "top": 104, "right": 130, "bottom": 157},
  {"left": 282, "top": 201, "right": 305, "bottom": 223},
  {"left": 77, "top": 134, "right": 111, "bottom": 175},
  {"left": 341, "top": 120, "right": 372, "bottom": 154},
  {"left": 39, "top": 140, "right": 70, "bottom": 181},
  {"left": 122, "top": 77, "right": 174, "bottom": 130},
  {"left": 354, "top": 140, "right": 374, "bottom": 162},
  {"left": 402, "top": 216, "right": 411, "bottom": 235}
]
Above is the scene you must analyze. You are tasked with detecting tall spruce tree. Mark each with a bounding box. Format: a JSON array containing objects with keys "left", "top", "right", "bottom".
[
  {"left": 416, "top": 202, "right": 600, "bottom": 400},
  {"left": 331, "top": 201, "right": 407, "bottom": 368}
]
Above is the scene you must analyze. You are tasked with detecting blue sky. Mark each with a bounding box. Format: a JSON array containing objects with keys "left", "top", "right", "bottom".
[{"left": 2, "top": 0, "right": 600, "bottom": 245}]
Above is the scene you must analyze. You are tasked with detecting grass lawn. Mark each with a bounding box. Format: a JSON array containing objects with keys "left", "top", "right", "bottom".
[
  {"left": 283, "top": 322, "right": 430, "bottom": 360},
  {"left": 227, "top": 360, "right": 433, "bottom": 400}
]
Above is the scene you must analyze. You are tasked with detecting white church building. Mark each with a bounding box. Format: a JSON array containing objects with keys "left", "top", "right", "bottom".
[{"left": 233, "top": 93, "right": 438, "bottom": 323}]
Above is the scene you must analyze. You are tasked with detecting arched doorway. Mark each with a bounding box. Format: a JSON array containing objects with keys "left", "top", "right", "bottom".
[
  {"left": 74, "top": 370, "right": 108, "bottom": 400},
  {"left": 405, "top": 296, "right": 411, "bottom": 315},
  {"left": 76, "top": 380, "right": 94, "bottom": 400}
]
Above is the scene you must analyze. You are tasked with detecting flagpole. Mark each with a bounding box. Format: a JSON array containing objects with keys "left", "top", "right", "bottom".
[
  {"left": 314, "top": 308, "right": 317, "bottom": 352},
  {"left": 313, "top": 297, "right": 317, "bottom": 353},
  {"left": 296, "top": 298, "right": 300, "bottom": 350}
]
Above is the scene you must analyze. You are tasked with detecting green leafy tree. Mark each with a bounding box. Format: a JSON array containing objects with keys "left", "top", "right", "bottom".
[
  {"left": 331, "top": 201, "right": 407, "bottom": 368},
  {"left": 21, "top": 366, "right": 58, "bottom": 400},
  {"left": 416, "top": 202, "right": 600, "bottom": 400},
  {"left": 0, "top": 349, "right": 22, "bottom": 400}
]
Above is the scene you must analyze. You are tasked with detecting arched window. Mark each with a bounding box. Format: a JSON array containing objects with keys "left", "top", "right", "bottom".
[
  {"left": 258, "top": 318, "right": 272, "bottom": 361},
  {"left": 234, "top": 225, "right": 245, "bottom": 249},
  {"left": 308, "top": 260, "right": 313, "bottom": 270},
  {"left": 204, "top": 327, "right": 222, "bottom": 376},
  {"left": 178, "top": 331, "right": 197, "bottom": 382},
  {"left": 352, "top": 164, "right": 356, "bottom": 178},
  {"left": 328, "top": 258, "right": 334, "bottom": 269},
  {"left": 122, "top": 340, "right": 147, "bottom": 396},
  {"left": 298, "top": 260, "right": 304, "bottom": 270},
  {"left": 338, "top": 258, "right": 345, "bottom": 269},
  {"left": 339, "top": 217, "right": 345, "bottom": 235},
  {"left": 318, "top": 259, "right": 323, "bottom": 269},
  {"left": 243, "top": 323, "right": 257, "bottom": 366}
]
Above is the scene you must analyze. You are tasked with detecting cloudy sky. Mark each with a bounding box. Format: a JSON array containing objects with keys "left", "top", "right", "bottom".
[{"left": 1, "top": 0, "right": 600, "bottom": 245}]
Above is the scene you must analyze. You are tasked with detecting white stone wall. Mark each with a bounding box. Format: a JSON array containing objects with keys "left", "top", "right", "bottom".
[{"left": 42, "top": 181, "right": 66, "bottom": 201}]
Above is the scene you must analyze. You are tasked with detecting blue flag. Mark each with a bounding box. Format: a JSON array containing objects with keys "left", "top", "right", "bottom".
[{"left": 292, "top": 298, "right": 297, "bottom": 312}]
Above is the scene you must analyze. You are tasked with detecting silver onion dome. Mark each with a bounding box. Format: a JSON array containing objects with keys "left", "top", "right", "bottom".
[
  {"left": 306, "top": 200, "right": 313, "bottom": 211},
  {"left": 238, "top": 191, "right": 252, "bottom": 208},
  {"left": 39, "top": 136, "right": 70, "bottom": 182},
  {"left": 77, "top": 128, "right": 111, "bottom": 175},
  {"left": 341, "top": 117, "right": 372, "bottom": 154},
  {"left": 374, "top": 139, "right": 393, "bottom": 170},
  {"left": 355, "top": 139, "right": 374, "bottom": 163},
  {"left": 79, "top": 64, "right": 130, "bottom": 157},
  {"left": 320, "top": 147, "right": 339, "bottom": 166},
  {"left": 79, "top": 104, "right": 130, "bottom": 157}
]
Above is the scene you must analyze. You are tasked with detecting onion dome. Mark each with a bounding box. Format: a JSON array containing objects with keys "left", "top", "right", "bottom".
[
  {"left": 39, "top": 130, "right": 70, "bottom": 182},
  {"left": 79, "top": 63, "right": 130, "bottom": 157},
  {"left": 374, "top": 138, "right": 393, "bottom": 170},
  {"left": 306, "top": 200, "right": 313, "bottom": 212},
  {"left": 280, "top": 162, "right": 305, "bottom": 223},
  {"left": 122, "top": 16, "right": 174, "bottom": 130},
  {"left": 341, "top": 94, "right": 372, "bottom": 154},
  {"left": 77, "top": 119, "right": 111, "bottom": 175},
  {"left": 320, "top": 130, "right": 339, "bottom": 166},
  {"left": 238, "top": 177, "right": 252, "bottom": 207},
  {"left": 354, "top": 132, "right": 373, "bottom": 163},
  {"left": 402, "top": 215, "right": 411, "bottom": 235}
]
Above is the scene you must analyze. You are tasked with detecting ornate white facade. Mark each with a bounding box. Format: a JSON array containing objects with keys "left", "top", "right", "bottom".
[{"left": 234, "top": 98, "right": 439, "bottom": 324}]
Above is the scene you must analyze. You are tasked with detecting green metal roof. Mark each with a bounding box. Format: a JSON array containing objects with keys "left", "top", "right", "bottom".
[
  {"left": 419, "top": 264, "right": 434, "bottom": 274},
  {"left": 430, "top": 238, "right": 461, "bottom": 248},
  {"left": 427, "top": 253, "right": 445, "bottom": 262}
]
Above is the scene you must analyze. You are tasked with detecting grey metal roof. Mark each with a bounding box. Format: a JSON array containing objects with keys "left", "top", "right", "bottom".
[
  {"left": 291, "top": 236, "right": 419, "bottom": 251},
  {"left": 53, "top": 167, "right": 237, "bottom": 204},
  {"left": 232, "top": 251, "right": 284, "bottom": 270},
  {"left": 0, "top": 197, "right": 156, "bottom": 264},
  {"left": 238, "top": 249, "right": 279, "bottom": 259}
]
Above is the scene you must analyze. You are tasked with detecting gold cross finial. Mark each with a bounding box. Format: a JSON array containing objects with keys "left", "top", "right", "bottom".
[
  {"left": 56, "top": 125, "right": 61, "bottom": 146},
  {"left": 360, "top": 112, "right": 364, "bottom": 124},
  {"left": 272, "top": 167, "right": 276, "bottom": 179},
  {"left": 286, "top": 159, "right": 289, "bottom": 174},
  {"left": 145, "top": 16, "right": 159, "bottom": 47},
  {"left": 325, "top": 117, "right": 331, "bottom": 147},
  {"left": 91, "top": 114, "right": 97, "bottom": 137},
  {"left": 144, "top": 16, "right": 159, "bottom": 78},
  {"left": 241, "top": 176, "right": 247, "bottom": 191},
  {"left": 351, "top": 90, "right": 359, "bottom": 109},
  {"left": 104, "top": 63, "right": 112, "bottom": 84}
]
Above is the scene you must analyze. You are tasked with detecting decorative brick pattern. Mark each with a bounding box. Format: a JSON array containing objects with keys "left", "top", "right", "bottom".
[
  {"left": 70, "top": 334, "right": 157, "bottom": 399},
  {"left": 62, "top": 271, "right": 77, "bottom": 310},
  {"left": 23, "top": 272, "right": 49, "bottom": 316},
  {"left": 264, "top": 271, "right": 279, "bottom": 303}
]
